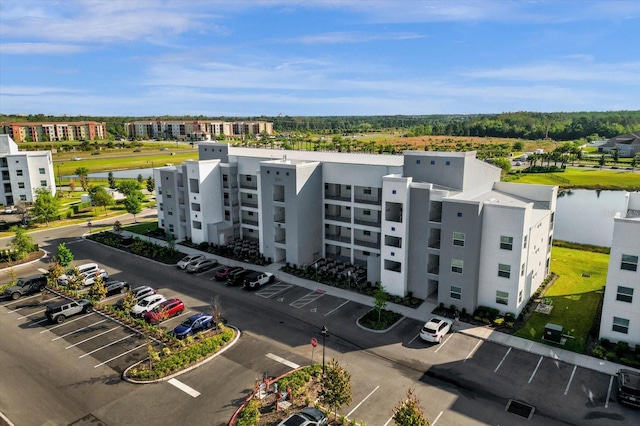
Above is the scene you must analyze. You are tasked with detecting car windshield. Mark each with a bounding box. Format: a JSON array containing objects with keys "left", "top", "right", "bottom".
[
  {"left": 181, "top": 317, "right": 196, "bottom": 327},
  {"left": 140, "top": 299, "right": 156, "bottom": 307}
]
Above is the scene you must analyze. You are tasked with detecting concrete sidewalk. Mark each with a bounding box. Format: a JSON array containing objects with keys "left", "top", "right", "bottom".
[{"left": 127, "top": 231, "right": 635, "bottom": 377}]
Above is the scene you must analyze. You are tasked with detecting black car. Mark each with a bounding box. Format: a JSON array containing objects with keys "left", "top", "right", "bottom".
[
  {"left": 2, "top": 275, "right": 48, "bottom": 300},
  {"left": 105, "top": 280, "right": 130, "bottom": 295},
  {"left": 617, "top": 369, "right": 640, "bottom": 408},
  {"left": 226, "top": 268, "right": 250, "bottom": 286}
]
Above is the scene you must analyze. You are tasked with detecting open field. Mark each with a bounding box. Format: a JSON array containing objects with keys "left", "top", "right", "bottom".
[
  {"left": 514, "top": 246, "right": 609, "bottom": 353},
  {"left": 510, "top": 168, "right": 640, "bottom": 190}
]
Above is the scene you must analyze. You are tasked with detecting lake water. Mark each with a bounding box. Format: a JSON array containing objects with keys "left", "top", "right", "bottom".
[{"left": 554, "top": 189, "right": 633, "bottom": 247}]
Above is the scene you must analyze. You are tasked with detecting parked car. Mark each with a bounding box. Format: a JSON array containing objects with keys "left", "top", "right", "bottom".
[
  {"left": 172, "top": 313, "right": 215, "bottom": 339},
  {"left": 80, "top": 269, "right": 109, "bottom": 286},
  {"left": 3, "top": 205, "right": 16, "bottom": 214},
  {"left": 617, "top": 369, "right": 640, "bottom": 408},
  {"left": 277, "top": 407, "right": 328, "bottom": 426},
  {"left": 215, "top": 266, "right": 244, "bottom": 281},
  {"left": 243, "top": 271, "right": 274, "bottom": 290},
  {"left": 45, "top": 299, "right": 93, "bottom": 324},
  {"left": 131, "top": 294, "right": 166, "bottom": 317},
  {"left": 104, "top": 280, "right": 130, "bottom": 295},
  {"left": 57, "top": 263, "right": 100, "bottom": 285},
  {"left": 114, "top": 285, "right": 155, "bottom": 309},
  {"left": 3, "top": 274, "right": 47, "bottom": 300},
  {"left": 144, "top": 298, "right": 185, "bottom": 324},
  {"left": 176, "top": 254, "right": 206, "bottom": 270},
  {"left": 226, "top": 268, "right": 249, "bottom": 286},
  {"left": 186, "top": 258, "right": 219, "bottom": 273},
  {"left": 419, "top": 317, "right": 453, "bottom": 343}
]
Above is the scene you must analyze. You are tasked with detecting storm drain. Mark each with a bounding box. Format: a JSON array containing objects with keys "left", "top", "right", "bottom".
[{"left": 506, "top": 399, "right": 535, "bottom": 419}]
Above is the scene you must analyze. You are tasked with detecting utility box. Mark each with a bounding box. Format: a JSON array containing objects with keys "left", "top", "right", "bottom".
[{"left": 544, "top": 323, "right": 563, "bottom": 343}]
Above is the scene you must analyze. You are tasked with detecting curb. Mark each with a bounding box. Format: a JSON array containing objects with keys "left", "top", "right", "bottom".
[
  {"left": 355, "top": 311, "right": 407, "bottom": 334},
  {"left": 121, "top": 325, "right": 241, "bottom": 384},
  {"left": 0, "top": 249, "right": 48, "bottom": 273}
]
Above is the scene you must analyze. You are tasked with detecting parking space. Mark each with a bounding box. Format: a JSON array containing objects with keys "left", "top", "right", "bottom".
[{"left": 255, "top": 283, "right": 355, "bottom": 318}]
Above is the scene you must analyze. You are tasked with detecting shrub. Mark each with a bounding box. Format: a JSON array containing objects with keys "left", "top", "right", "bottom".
[
  {"left": 236, "top": 399, "right": 261, "bottom": 426},
  {"left": 605, "top": 352, "right": 618, "bottom": 361},
  {"left": 591, "top": 345, "right": 606, "bottom": 359},
  {"left": 615, "top": 341, "right": 630, "bottom": 357},
  {"left": 493, "top": 318, "right": 504, "bottom": 326}
]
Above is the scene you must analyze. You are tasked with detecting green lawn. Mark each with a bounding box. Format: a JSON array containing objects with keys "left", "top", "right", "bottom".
[
  {"left": 514, "top": 246, "right": 610, "bottom": 353},
  {"left": 511, "top": 168, "right": 640, "bottom": 190}
]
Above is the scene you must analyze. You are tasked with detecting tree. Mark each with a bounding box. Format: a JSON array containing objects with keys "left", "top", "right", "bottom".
[
  {"left": 107, "top": 171, "right": 116, "bottom": 189},
  {"left": 124, "top": 194, "right": 142, "bottom": 222},
  {"left": 210, "top": 295, "right": 224, "bottom": 325},
  {"left": 512, "top": 141, "right": 524, "bottom": 152},
  {"left": 47, "top": 261, "right": 66, "bottom": 286},
  {"left": 393, "top": 388, "right": 429, "bottom": 426},
  {"left": 14, "top": 201, "right": 29, "bottom": 224},
  {"left": 88, "top": 274, "right": 107, "bottom": 300},
  {"left": 32, "top": 187, "right": 61, "bottom": 226},
  {"left": 90, "top": 186, "right": 114, "bottom": 215},
  {"left": 146, "top": 176, "right": 155, "bottom": 193},
  {"left": 117, "top": 180, "right": 141, "bottom": 197},
  {"left": 66, "top": 267, "right": 84, "bottom": 291},
  {"left": 113, "top": 220, "right": 123, "bottom": 235},
  {"left": 319, "top": 359, "right": 352, "bottom": 420},
  {"left": 55, "top": 242, "right": 74, "bottom": 267},
  {"left": 374, "top": 284, "right": 388, "bottom": 323},
  {"left": 75, "top": 167, "right": 90, "bottom": 191},
  {"left": 492, "top": 158, "right": 512, "bottom": 174},
  {"left": 68, "top": 179, "right": 76, "bottom": 193},
  {"left": 137, "top": 174, "right": 144, "bottom": 184},
  {"left": 120, "top": 291, "right": 136, "bottom": 312},
  {"left": 612, "top": 149, "right": 619, "bottom": 163},
  {"left": 599, "top": 154, "right": 606, "bottom": 169}
]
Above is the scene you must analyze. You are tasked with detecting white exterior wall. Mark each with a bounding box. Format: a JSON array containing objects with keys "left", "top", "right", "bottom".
[
  {"left": 185, "top": 160, "right": 220, "bottom": 244},
  {"left": 380, "top": 175, "right": 412, "bottom": 296},
  {"left": 599, "top": 192, "right": 640, "bottom": 346},
  {"left": 4, "top": 151, "right": 55, "bottom": 204},
  {"left": 478, "top": 204, "right": 528, "bottom": 314}
]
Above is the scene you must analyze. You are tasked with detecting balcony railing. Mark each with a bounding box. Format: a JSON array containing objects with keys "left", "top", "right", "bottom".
[
  {"left": 354, "top": 197, "right": 381, "bottom": 205},
  {"left": 240, "top": 182, "right": 258, "bottom": 190},
  {"left": 325, "top": 194, "right": 351, "bottom": 202},
  {"left": 354, "top": 217, "right": 381, "bottom": 227},
  {"left": 428, "top": 239, "right": 441, "bottom": 249},
  {"left": 325, "top": 214, "right": 351, "bottom": 223},
  {"left": 242, "top": 219, "right": 258, "bottom": 226},
  {"left": 427, "top": 264, "right": 440, "bottom": 275},
  {"left": 353, "top": 238, "right": 379, "bottom": 249},
  {"left": 325, "top": 234, "right": 351, "bottom": 243},
  {"left": 275, "top": 237, "right": 286, "bottom": 244},
  {"left": 241, "top": 201, "right": 258, "bottom": 208},
  {"left": 274, "top": 216, "right": 286, "bottom": 224}
]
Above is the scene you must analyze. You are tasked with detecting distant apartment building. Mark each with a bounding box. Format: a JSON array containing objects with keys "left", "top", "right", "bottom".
[
  {"left": 155, "top": 142, "right": 557, "bottom": 316},
  {"left": 599, "top": 192, "right": 640, "bottom": 346},
  {"left": 0, "top": 135, "right": 56, "bottom": 206},
  {"left": 0, "top": 121, "right": 107, "bottom": 142},
  {"left": 125, "top": 120, "right": 274, "bottom": 141}
]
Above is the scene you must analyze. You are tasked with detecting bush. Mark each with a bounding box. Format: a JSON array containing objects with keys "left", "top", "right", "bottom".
[
  {"left": 591, "top": 345, "right": 606, "bottom": 359},
  {"left": 236, "top": 399, "right": 261, "bottom": 426},
  {"left": 615, "top": 341, "right": 630, "bottom": 357},
  {"left": 473, "top": 306, "right": 500, "bottom": 320}
]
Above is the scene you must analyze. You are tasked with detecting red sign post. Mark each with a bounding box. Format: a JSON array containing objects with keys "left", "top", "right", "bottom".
[{"left": 310, "top": 337, "right": 318, "bottom": 363}]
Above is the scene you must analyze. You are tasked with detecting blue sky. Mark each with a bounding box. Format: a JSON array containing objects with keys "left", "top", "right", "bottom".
[{"left": 0, "top": 0, "right": 638, "bottom": 117}]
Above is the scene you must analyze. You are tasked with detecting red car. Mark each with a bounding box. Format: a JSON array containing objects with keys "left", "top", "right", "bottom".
[
  {"left": 215, "top": 266, "right": 243, "bottom": 281},
  {"left": 144, "top": 298, "right": 185, "bottom": 324}
]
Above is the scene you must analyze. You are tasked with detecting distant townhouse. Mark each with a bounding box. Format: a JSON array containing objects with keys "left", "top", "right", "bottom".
[
  {"left": 0, "top": 121, "right": 107, "bottom": 142},
  {"left": 599, "top": 192, "right": 640, "bottom": 347},
  {"left": 0, "top": 135, "right": 56, "bottom": 206},
  {"left": 155, "top": 142, "right": 557, "bottom": 316},
  {"left": 597, "top": 133, "right": 640, "bottom": 158},
  {"left": 125, "top": 120, "right": 273, "bottom": 141}
]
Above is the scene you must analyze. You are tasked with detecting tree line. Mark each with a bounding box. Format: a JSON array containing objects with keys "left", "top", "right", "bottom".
[{"left": 2, "top": 110, "right": 639, "bottom": 141}]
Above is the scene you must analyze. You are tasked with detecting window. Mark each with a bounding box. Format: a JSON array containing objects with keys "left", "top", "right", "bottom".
[
  {"left": 364, "top": 209, "right": 371, "bottom": 216},
  {"left": 498, "top": 264, "right": 511, "bottom": 278},
  {"left": 246, "top": 176, "right": 252, "bottom": 182},
  {"left": 496, "top": 291, "right": 509, "bottom": 305},
  {"left": 613, "top": 317, "right": 629, "bottom": 334},
  {"left": 521, "top": 263, "right": 525, "bottom": 276},
  {"left": 169, "top": 224, "right": 174, "bottom": 233},
  {"left": 446, "top": 161, "right": 450, "bottom": 166},
  {"left": 39, "top": 168, "right": 45, "bottom": 174},
  {"left": 453, "top": 232, "right": 465, "bottom": 247},
  {"left": 416, "top": 160, "right": 421, "bottom": 164},
  {"left": 247, "top": 194, "right": 253, "bottom": 199},
  {"left": 18, "top": 182, "right": 25, "bottom": 189},
  {"left": 430, "top": 160, "right": 435, "bottom": 165},
  {"left": 500, "top": 236, "right": 513, "bottom": 250},
  {"left": 20, "top": 195, "right": 26, "bottom": 201},
  {"left": 392, "top": 190, "right": 396, "bottom": 194},
  {"left": 40, "top": 180, "right": 47, "bottom": 187},
  {"left": 457, "top": 212, "right": 462, "bottom": 217},
  {"left": 159, "top": 203, "right": 163, "bottom": 211},
  {"left": 523, "top": 235, "right": 528, "bottom": 249},
  {"left": 364, "top": 188, "right": 372, "bottom": 195},
  {"left": 16, "top": 169, "right": 23, "bottom": 176},
  {"left": 621, "top": 254, "right": 638, "bottom": 271},
  {"left": 450, "top": 286, "right": 461, "bottom": 300},
  {"left": 166, "top": 189, "right": 171, "bottom": 199},
  {"left": 518, "top": 290, "right": 523, "bottom": 303},
  {"left": 451, "top": 259, "right": 463, "bottom": 274},
  {"left": 617, "top": 286, "right": 634, "bottom": 303}
]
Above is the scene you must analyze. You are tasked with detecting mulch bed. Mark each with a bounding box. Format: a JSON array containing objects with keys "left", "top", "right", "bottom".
[{"left": 0, "top": 249, "right": 46, "bottom": 270}]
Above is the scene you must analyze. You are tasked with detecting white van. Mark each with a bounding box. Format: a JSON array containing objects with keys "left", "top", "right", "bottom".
[{"left": 58, "top": 263, "right": 100, "bottom": 286}]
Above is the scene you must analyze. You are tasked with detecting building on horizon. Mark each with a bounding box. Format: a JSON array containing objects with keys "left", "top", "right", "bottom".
[
  {"left": 154, "top": 142, "right": 557, "bottom": 316},
  {"left": 599, "top": 191, "right": 640, "bottom": 347},
  {"left": 125, "top": 120, "right": 274, "bottom": 141},
  {"left": 0, "top": 135, "right": 56, "bottom": 206},
  {"left": 0, "top": 121, "right": 107, "bottom": 142}
]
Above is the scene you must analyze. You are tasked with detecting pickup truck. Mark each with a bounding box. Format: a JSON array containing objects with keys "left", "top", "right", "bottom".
[
  {"left": 2, "top": 275, "right": 47, "bottom": 300},
  {"left": 243, "top": 271, "right": 275, "bottom": 290}
]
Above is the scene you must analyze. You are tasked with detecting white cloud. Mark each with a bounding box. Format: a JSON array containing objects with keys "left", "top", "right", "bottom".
[
  {"left": 297, "top": 31, "right": 424, "bottom": 44},
  {"left": 0, "top": 42, "right": 86, "bottom": 55}
]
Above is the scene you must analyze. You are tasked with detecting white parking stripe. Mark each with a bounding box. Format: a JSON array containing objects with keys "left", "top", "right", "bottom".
[
  {"left": 383, "top": 416, "right": 394, "bottom": 426},
  {"left": 431, "top": 411, "right": 444, "bottom": 425},
  {"left": 16, "top": 309, "right": 47, "bottom": 320},
  {"left": 289, "top": 291, "right": 324, "bottom": 308},
  {"left": 27, "top": 317, "right": 50, "bottom": 327},
  {"left": 79, "top": 334, "right": 134, "bottom": 358},
  {"left": 168, "top": 378, "right": 201, "bottom": 398},
  {"left": 324, "top": 300, "right": 349, "bottom": 317},
  {"left": 434, "top": 333, "right": 454, "bottom": 353},
  {"left": 464, "top": 340, "right": 482, "bottom": 362},
  {"left": 564, "top": 365, "right": 577, "bottom": 395},
  {"left": 40, "top": 313, "right": 95, "bottom": 333},
  {"left": 494, "top": 347, "right": 512, "bottom": 372},
  {"left": 266, "top": 353, "right": 300, "bottom": 369},
  {"left": 94, "top": 342, "right": 147, "bottom": 368},
  {"left": 605, "top": 376, "right": 614, "bottom": 408},
  {"left": 2, "top": 293, "right": 47, "bottom": 307},
  {"left": 52, "top": 319, "right": 107, "bottom": 341},
  {"left": 528, "top": 356, "right": 544, "bottom": 383},
  {"left": 345, "top": 385, "right": 379, "bottom": 418},
  {"left": 256, "top": 283, "right": 293, "bottom": 298},
  {"left": 160, "top": 310, "right": 192, "bottom": 324},
  {"left": 38, "top": 268, "right": 49, "bottom": 274},
  {"left": 408, "top": 333, "right": 420, "bottom": 345},
  {"left": 65, "top": 326, "right": 119, "bottom": 349}
]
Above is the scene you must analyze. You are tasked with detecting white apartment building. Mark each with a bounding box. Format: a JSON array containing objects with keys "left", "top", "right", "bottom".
[
  {"left": 155, "top": 142, "right": 557, "bottom": 316},
  {"left": 0, "top": 135, "right": 56, "bottom": 206},
  {"left": 599, "top": 192, "right": 640, "bottom": 346}
]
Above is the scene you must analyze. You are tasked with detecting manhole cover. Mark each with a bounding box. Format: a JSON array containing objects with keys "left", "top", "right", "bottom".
[{"left": 506, "top": 399, "right": 535, "bottom": 419}]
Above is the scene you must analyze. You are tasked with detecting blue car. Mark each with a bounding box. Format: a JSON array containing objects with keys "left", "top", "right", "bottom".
[{"left": 172, "top": 313, "right": 215, "bottom": 338}]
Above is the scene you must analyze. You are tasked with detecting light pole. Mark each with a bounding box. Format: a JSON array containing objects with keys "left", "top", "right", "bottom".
[
  {"left": 321, "top": 325, "right": 328, "bottom": 374},
  {"left": 56, "top": 162, "right": 64, "bottom": 191}
]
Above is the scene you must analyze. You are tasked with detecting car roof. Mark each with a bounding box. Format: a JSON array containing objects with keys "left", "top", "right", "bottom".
[
  {"left": 619, "top": 369, "right": 640, "bottom": 388},
  {"left": 18, "top": 274, "right": 46, "bottom": 281},
  {"left": 160, "top": 298, "right": 182, "bottom": 306},
  {"left": 141, "top": 294, "right": 163, "bottom": 302}
]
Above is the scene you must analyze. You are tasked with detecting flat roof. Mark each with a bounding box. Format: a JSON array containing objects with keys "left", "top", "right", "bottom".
[{"left": 226, "top": 146, "right": 405, "bottom": 167}]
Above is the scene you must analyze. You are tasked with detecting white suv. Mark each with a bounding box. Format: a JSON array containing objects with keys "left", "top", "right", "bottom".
[
  {"left": 131, "top": 294, "right": 166, "bottom": 317},
  {"left": 58, "top": 263, "right": 100, "bottom": 285}
]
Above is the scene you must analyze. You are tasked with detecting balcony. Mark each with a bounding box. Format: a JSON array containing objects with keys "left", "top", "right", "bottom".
[
  {"left": 325, "top": 193, "right": 351, "bottom": 202},
  {"left": 242, "top": 219, "right": 258, "bottom": 226},
  {"left": 427, "top": 263, "right": 440, "bottom": 275},
  {"left": 354, "top": 217, "right": 381, "bottom": 227},
  {"left": 240, "top": 182, "right": 258, "bottom": 190},
  {"left": 274, "top": 215, "right": 286, "bottom": 224},
  {"left": 241, "top": 200, "right": 258, "bottom": 208},
  {"left": 325, "top": 233, "right": 351, "bottom": 243},
  {"left": 325, "top": 214, "right": 351, "bottom": 223},
  {"left": 353, "top": 238, "right": 380, "bottom": 249},
  {"left": 428, "top": 238, "right": 441, "bottom": 249}
]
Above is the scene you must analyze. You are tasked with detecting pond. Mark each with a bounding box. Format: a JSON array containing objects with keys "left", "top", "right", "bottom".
[{"left": 553, "top": 189, "right": 634, "bottom": 247}]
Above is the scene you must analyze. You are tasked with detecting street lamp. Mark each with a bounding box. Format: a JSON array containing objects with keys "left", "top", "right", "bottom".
[
  {"left": 56, "top": 162, "right": 63, "bottom": 191},
  {"left": 320, "top": 325, "right": 328, "bottom": 374}
]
